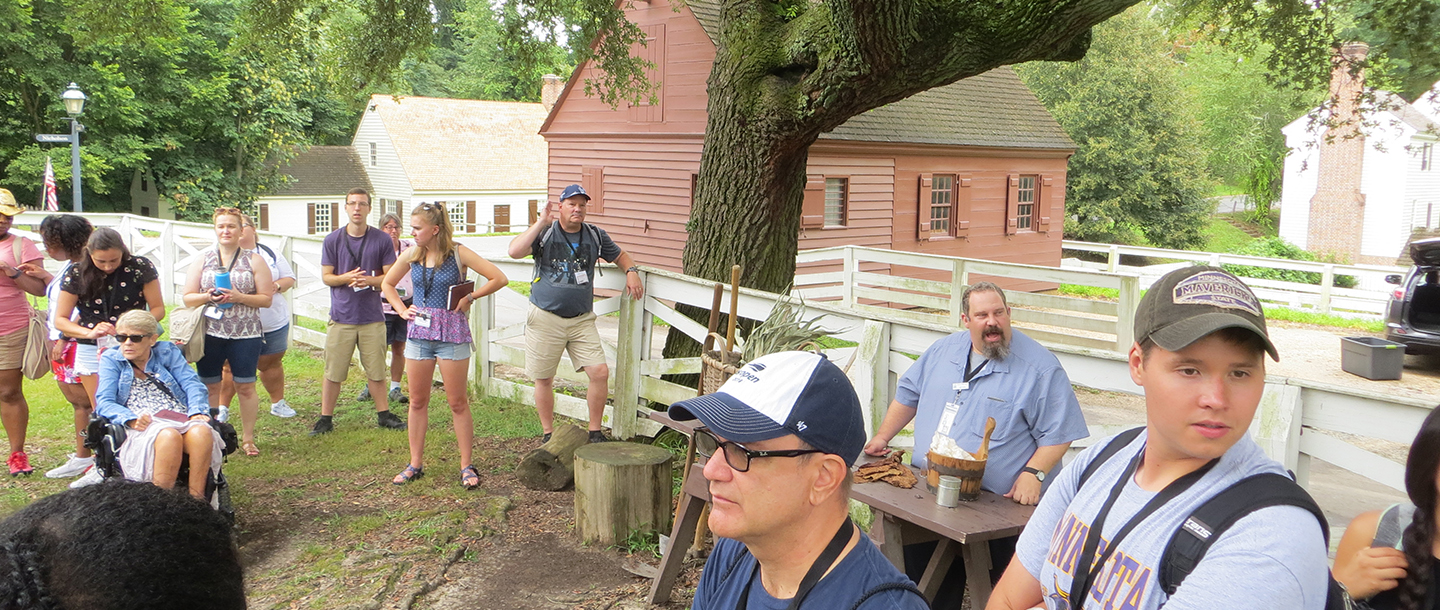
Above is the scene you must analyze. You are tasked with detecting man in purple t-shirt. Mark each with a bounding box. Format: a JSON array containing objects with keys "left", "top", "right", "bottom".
[{"left": 311, "top": 188, "right": 406, "bottom": 435}]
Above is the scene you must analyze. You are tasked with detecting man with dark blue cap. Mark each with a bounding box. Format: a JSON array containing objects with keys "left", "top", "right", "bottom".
[
  {"left": 669, "top": 351, "right": 928, "bottom": 610},
  {"left": 508, "top": 184, "right": 643, "bottom": 444}
]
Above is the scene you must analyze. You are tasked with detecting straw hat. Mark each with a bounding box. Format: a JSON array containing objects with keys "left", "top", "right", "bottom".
[{"left": 0, "top": 189, "right": 21, "bottom": 217}]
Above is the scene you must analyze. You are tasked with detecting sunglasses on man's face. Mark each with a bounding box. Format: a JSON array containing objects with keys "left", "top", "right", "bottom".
[
  {"left": 116, "top": 334, "right": 151, "bottom": 344},
  {"left": 693, "top": 428, "right": 823, "bottom": 473}
]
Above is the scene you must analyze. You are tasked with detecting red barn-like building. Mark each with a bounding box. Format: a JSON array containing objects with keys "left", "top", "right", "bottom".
[{"left": 540, "top": 0, "right": 1075, "bottom": 281}]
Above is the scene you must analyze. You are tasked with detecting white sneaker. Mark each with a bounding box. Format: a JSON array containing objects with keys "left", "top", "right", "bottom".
[
  {"left": 270, "top": 400, "right": 296, "bottom": 418},
  {"left": 216, "top": 406, "right": 230, "bottom": 423},
  {"left": 45, "top": 454, "right": 94, "bottom": 479},
  {"left": 69, "top": 466, "right": 103, "bottom": 489}
]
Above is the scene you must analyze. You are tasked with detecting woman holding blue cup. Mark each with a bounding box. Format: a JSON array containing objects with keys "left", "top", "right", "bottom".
[{"left": 182, "top": 207, "right": 273, "bottom": 457}]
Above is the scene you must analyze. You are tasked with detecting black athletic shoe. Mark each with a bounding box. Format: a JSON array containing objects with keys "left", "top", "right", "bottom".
[
  {"left": 541, "top": 432, "right": 552, "bottom": 444},
  {"left": 588, "top": 431, "right": 610, "bottom": 443},
  {"left": 377, "top": 411, "right": 407, "bottom": 430},
  {"left": 309, "top": 417, "right": 334, "bottom": 436}
]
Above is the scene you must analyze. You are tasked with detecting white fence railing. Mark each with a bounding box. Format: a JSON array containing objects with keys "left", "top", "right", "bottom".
[
  {"left": 1062, "top": 240, "right": 1405, "bottom": 317},
  {"left": 14, "top": 213, "right": 1429, "bottom": 496},
  {"left": 795, "top": 245, "right": 1142, "bottom": 354}
]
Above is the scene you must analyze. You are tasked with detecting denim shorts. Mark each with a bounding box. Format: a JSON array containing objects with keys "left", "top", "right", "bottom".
[
  {"left": 260, "top": 325, "right": 290, "bottom": 357},
  {"left": 196, "top": 335, "right": 263, "bottom": 384},
  {"left": 404, "top": 338, "right": 472, "bottom": 361}
]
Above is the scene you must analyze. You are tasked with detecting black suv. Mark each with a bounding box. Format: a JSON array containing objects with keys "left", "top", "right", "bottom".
[{"left": 1385, "top": 237, "right": 1440, "bottom": 354}]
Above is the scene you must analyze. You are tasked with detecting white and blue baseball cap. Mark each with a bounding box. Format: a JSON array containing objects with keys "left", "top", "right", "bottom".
[
  {"left": 667, "top": 351, "right": 867, "bottom": 467},
  {"left": 560, "top": 184, "right": 590, "bottom": 201}
]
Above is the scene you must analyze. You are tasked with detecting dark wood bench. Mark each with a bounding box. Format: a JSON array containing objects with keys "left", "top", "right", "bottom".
[{"left": 644, "top": 410, "right": 1034, "bottom": 609}]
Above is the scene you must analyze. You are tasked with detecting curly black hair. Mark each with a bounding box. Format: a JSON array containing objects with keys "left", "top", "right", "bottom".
[
  {"left": 1397, "top": 406, "right": 1440, "bottom": 610},
  {"left": 37, "top": 215, "right": 91, "bottom": 261},
  {"left": 0, "top": 480, "right": 245, "bottom": 610}
]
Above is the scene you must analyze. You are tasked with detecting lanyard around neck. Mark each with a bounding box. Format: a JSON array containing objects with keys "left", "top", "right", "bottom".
[
  {"left": 964, "top": 350, "right": 988, "bottom": 383},
  {"left": 219, "top": 247, "right": 242, "bottom": 273},
  {"left": 737, "top": 518, "right": 854, "bottom": 610},
  {"left": 345, "top": 230, "right": 369, "bottom": 271},
  {"left": 1067, "top": 445, "right": 1219, "bottom": 609}
]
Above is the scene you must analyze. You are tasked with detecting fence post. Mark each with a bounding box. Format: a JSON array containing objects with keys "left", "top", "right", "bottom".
[
  {"left": 949, "top": 259, "right": 965, "bottom": 326},
  {"left": 842, "top": 247, "right": 857, "bottom": 308},
  {"left": 612, "top": 272, "right": 646, "bottom": 440},
  {"left": 1115, "top": 274, "right": 1139, "bottom": 352},
  {"left": 1319, "top": 264, "right": 1335, "bottom": 315},
  {"left": 1107, "top": 245, "right": 1119, "bottom": 273},
  {"left": 158, "top": 221, "right": 176, "bottom": 305},
  {"left": 472, "top": 292, "right": 494, "bottom": 397},
  {"left": 844, "top": 319, "right": 892, "bottom": 438},
  {"left": 280, "top": 236, "right": 296, "bottom": 331},
  {"left": 1250, "top": 381, "right": 1303, "bottom": 475}
]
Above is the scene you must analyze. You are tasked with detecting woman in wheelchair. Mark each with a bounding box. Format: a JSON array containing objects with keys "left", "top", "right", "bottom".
[{"left": 95, "top": 310, "right": 222, "bottom": 500}]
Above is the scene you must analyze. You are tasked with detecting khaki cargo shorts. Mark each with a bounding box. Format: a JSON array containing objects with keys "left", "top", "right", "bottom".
[
  {"left": 323, "top": 320, "right": 389, "bottom": 383},
  {"left": 525, "top": 307, "right": 606, "bottom": 379}
]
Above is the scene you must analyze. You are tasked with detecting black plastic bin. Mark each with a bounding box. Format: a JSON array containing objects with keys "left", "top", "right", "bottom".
[{"left": 1340, "top": 337, "right": 1406, "bottom": 381}]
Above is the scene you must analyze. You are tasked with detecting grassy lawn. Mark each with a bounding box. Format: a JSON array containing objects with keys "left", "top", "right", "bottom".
[
  {"left": 1201, "top": 216, "right": 1256, "bottom": 253},
  {"left": 0, "top": 341, "right": 681, "bottom": 608}
]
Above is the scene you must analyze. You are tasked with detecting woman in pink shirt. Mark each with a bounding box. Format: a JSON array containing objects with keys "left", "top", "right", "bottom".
[{"left": 0, "top": 191, "right": 52, "bottom": 476}]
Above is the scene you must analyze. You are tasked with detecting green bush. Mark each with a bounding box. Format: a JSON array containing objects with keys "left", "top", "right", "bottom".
[{"left": 1222, "top": 237, "right": 1357, "bottom": 288}]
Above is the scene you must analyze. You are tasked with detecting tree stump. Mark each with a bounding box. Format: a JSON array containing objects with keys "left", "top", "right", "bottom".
[
  {"left": 515, "top": 424, "right": 589, "bottom": 491},
  {"left": 573, "top": 442, "right": 674, "bottom": 546}
]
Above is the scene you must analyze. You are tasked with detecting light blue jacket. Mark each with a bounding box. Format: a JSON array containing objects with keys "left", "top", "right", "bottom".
[{"left": 96, "top": 341, "right": 210, "bottom": 424}]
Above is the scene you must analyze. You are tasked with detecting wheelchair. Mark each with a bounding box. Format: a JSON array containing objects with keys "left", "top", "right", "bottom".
[{"left": 83, "top": 410, "right": 238, "bottom": 523}]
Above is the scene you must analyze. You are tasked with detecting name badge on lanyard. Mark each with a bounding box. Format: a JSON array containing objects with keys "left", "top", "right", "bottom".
[{"left": 575, "top": 269, "right": 589, "bottom": 285}]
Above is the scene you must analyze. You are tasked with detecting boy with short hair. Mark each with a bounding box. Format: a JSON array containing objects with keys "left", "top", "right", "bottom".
[{"left": 987, "top": 266, "right": 1330, "bottom": 610}]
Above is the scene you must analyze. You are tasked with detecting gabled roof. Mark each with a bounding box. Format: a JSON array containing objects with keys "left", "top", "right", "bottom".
[
  {"left": 267, "top": 146, "right": 372, "bottom": 197},
  {"left": 364, "top": 95, "right": 548, "bottom": 192},
  {"left": 684, "top": 0, "right": 1073, "bottom": 150}
]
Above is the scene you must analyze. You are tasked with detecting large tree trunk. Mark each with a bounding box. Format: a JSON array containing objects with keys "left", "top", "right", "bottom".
[{"left": 662, "top": 0, "right": 1141, "bottom": 364}]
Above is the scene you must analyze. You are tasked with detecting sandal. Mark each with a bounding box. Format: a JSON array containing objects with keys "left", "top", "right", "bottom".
[
  {"left": 460, "top": 465, "right": 480, "bottom": 490},
  {"left": 243, "top": 442, "right": 260, "bottom": 457},
  {"left": 393, "top": 464, "right": 424, "bottom": 486}
]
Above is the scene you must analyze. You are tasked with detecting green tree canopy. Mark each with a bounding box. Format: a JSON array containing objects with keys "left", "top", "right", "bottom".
[{"left": 1018, "top": 6, "right": 1213, "bottom": 249}]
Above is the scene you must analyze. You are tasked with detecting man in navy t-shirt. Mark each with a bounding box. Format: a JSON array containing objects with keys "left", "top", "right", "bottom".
[{"left": 667, "top": 351, "right": 929, "bottom": 610}]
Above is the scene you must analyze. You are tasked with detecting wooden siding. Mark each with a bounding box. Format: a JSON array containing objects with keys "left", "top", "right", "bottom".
[
  {"left": 352, "top": 110, "right": 414, "bottom": 226},
  {"left": 541, "top": 0, "right": 710, "bottom": 136}
]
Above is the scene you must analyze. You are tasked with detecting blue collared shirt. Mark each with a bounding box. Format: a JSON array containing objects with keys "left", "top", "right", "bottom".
[
  {"left": 96, "top": 341, "right": 211, "bottom": 424},
  {"left": 896, "top": 329, "right": 1088, "bottom": 494}
]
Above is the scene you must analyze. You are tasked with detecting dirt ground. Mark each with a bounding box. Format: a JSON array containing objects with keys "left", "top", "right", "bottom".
[{"left": 1265, "top": 320, "right": 1440, "bottom": 401}]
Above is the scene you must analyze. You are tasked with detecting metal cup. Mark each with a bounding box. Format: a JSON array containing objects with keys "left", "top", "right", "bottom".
[{"left": 936, "top": 475, "right": 962, "bottom": 508}]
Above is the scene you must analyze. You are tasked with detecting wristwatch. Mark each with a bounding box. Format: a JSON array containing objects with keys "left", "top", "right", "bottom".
[
  {"left": 625, "top": 266, "right": 639, "bottom": 274},
  {"left": 1022, "top": 466, "right": 1046, "bottom": 482}
]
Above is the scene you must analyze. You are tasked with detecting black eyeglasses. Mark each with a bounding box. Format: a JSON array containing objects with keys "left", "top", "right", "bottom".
[
  {"left": 694, "top": 429, "right": 824, "bottom": 473},
  {"left": 116, "top": 334, "right": 151, "bottom": 344}
]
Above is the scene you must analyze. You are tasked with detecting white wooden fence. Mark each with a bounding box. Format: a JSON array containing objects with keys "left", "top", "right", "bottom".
[
  {"left": 13, "top": 213, "right": 1430, "bottom": 495},
  {"left": 1062, "top": 240, "right": 1405, "bottom": 317}
]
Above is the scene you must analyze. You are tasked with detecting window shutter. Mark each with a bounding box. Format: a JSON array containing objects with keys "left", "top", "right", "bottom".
[
  {"left": 917, "top": 173, "right": 934, "bottom": 240},
  {"left": 801, "top": 174, "right": 825, "bottom": 228},
  {"left": 1039, "top": 174, "right": 1056, "bottom": 233},
  {"left": 396, "top": 200, "right": 404, "bottom": 220},
  {"left": 307, "top": 203, "right": 316, "bottom": 235},
  {"left": 259, "top": 203, "right": 270, "bottom": 231},
  {"left": 331, "top": 202, "right": 340, "bottom": 232},
  {"left": 956, "top": 175, "right": 972, "bottom": 238},
  {"left": 528, "top": 199, "right": 538, "bottom": 225},
  {"left": 582, "top": 166, "right": 605, "bottom": 214},
  {"left": 1005, "top": 174, "right": 1020, "bottom": 236},
  {"left": 466, "top": 201, "right": 477, "bottom": 233}
]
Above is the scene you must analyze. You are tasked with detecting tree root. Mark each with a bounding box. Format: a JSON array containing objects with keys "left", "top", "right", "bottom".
[{"left": 398, "top": 546, "right": 466, "bottom": 610}]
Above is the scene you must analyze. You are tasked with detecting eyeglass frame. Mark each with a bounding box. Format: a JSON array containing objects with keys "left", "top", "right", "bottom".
[
  {"left": 115, "top": 333, "right": 152, "bottom": 344},
  {"left": 693, "top": 428, "right": 825, "bottom": 473}
]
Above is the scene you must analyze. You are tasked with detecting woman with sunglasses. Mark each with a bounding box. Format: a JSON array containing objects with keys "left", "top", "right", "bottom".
[
  {"left": 94, "top": 310, "right": 221, "bottom": 500},
  {"left": 55, "top": 228, "right": 165, "bottom": 484},
  {"left": 181, "top": 207, "right": 273, "bottom": 457},
  {"left": 381, "top": 202, "right": 506, "bottom": 489}
]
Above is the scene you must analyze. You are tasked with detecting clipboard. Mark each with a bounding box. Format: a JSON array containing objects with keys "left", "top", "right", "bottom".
[{"left": 447, "top": 280, "right": 475, "bottom": 310}]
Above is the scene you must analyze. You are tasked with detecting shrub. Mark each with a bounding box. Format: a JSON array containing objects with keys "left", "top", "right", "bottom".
[{"left": 1222, "top": 237, "right": 1357, "bottom": 288}]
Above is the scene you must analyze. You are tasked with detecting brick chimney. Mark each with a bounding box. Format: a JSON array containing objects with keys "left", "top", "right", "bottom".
[
  {"left": 1307, "top": 42, "right": 1370, "bottom": 262},
  {"left": 541, "top": 74, "right": 564, "bottom": 112}
]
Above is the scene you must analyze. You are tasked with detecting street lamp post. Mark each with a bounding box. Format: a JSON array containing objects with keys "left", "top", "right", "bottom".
[{"left": 60, "top": 84, "right": 86, "bottom": 213}]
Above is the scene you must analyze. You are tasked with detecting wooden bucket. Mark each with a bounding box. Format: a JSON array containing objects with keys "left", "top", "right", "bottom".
[
  {"left": 700, "top": 332, "right": 742, "bottom": 396},
  {"left": 926, "top": 450, "right": 986, "bottom": 502}
]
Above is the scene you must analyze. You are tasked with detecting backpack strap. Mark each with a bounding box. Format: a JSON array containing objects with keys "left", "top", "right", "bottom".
[
  {"left": 1372, "top": 502, "right": 1415, "bottom": 550},
  {"left": 1076, "top": 426, "right": 1146, "bottom": 491},
  {"left": 1158, "top": 472, "right": 1329, "bottom": 596},
  {"left": 845, "top": 582, "right": 927, "bottom": 610},
  {"left": 256, "top": 243, "right": 276, "bottom": 260}
]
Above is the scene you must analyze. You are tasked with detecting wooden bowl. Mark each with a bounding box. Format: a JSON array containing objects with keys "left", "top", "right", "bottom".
[{"left": 926, "top": 450, "right": 986, "bottom": 502}]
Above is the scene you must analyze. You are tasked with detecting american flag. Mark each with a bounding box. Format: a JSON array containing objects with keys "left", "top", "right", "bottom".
[{"left": 42, "top": 157, "right": 58, "bottom": 212}]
